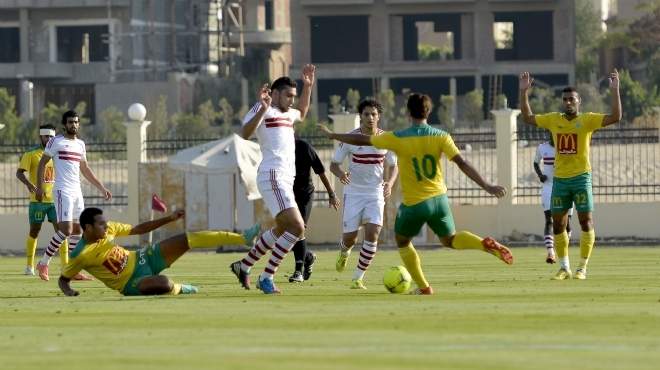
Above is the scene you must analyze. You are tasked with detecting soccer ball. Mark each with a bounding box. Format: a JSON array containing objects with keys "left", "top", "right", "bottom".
[{"left": 383, "top": 266, "right": 412, "bottom": 294}]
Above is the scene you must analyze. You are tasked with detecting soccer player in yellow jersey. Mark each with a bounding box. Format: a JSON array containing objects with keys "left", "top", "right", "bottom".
[
  {"left": 16, "top": 124, "right": 69, "bottom": 275},
  {"left": 519, "top": 70, "right": 622, "bottom": 280},
  {"left": 58, "top": 207, "right": 260, "bottom": 296},
  {"left": 319, "top": 93, "right": 513, "bottom": 295}
]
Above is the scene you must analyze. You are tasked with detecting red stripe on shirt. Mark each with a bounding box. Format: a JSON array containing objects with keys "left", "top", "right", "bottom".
[
  {"left": 265, "top": 117, "right": 291, "bottom": 123},
  {"left": 58, "top": 150, "right": 82, "bottom": 157},
  {"left": 58, "top": 156, "right": 81, "bottom": 162},
  {"left": 352, "top": 153, "right": 385, "bottom": 159},
  {"left": 265, "top": 123, "right": 294, "bottom": 128},
  {"left": 352, "top": 158, "right": 384, "bottom": 164}
]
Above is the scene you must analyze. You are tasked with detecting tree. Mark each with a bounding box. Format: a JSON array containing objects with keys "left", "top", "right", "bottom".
[
  {"left": 377, "top": 89, "right": 396, "bottom": 129},
  {"left": 97, "top": 106, "right": 125, "bottom": 143},
  {"left": 39, "top": 101, "right": 90, "bottom": 133},
  {"left": 576, "top": 83, "right": 606, "bottom": 113},
  {"left": 575, "top": 0, "right": 604, "bottom": 83},
  {"left": 218, "top": 98, "right": 234, "bottom": 135},
  {"left": 147, "top": 95, "right": 171, "bottom": 139},
  {"left": 198, "top": 100, "right": 220, "bottom": 127},
  {"left": 616, "top": 69, "right": 659, "bottom": 122},
  {"left": 346, "top": 89, "right": 360, "bottom": 113},
  {"left": 0, "top": 88, "right": 23, "bottom": 142},
  {"left": 328, "top": 95, "right": 343, "bottom": 115},
  {"left": 437, "top": 95, "right": 455, "bottom": 131},
  {"left": 170, "top": 113, "right": 213, "bottom": 138},
  {"left": 529, "top": 87, "right": 561, "bottom": 114},
  {"left": 463, "top": 89, "right": 484, "bottom": 128}
]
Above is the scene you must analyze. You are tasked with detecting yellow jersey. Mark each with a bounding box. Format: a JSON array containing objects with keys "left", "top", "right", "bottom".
[
  {"left": 371, "top": 124, "right": 460, "bottom": 206},
  {"left": 18, "top": 146, "right": 55, "bottom": 203},
  {"left": 62, "top": 222, "right": 135, "bottom": 292},
  {"left": 535, "top": 112, "right": 605, "bottom": 178}
]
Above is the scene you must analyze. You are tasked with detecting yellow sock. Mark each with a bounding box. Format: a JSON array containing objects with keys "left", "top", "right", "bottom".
[
  {"left": 186, "top": 231, "right": 245, "bottom": 248},
  {"left": 579, "top": 229, "right": 595, "bottom": 269},
  {"left": 169, "top": 283, "right": 182, "bottom": 295},
  {"left": 452, "top": 230, "right": 484, "bottom": 250},
  {"left": 554, "top": 231, "right": 569, "bottom": 258},
  {"left": 398, "top": 243, "right": 430, "bottom": 289},
  {"left": 26, "top": 236, "right": 37, "bottom": 267},
  {"left": 59, "top": 239, "right": 69, "bottom": 266}
]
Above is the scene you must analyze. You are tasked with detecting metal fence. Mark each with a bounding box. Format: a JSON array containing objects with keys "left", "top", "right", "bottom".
[
  {"left": 515, "top": 125, "right": 660, "bottom": 204},
  {"left": 0, "top": 140, "right": 127, "bottom": 213}
]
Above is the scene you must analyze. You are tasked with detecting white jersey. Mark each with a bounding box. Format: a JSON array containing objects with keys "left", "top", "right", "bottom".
[
  {"left": 243, "top": 103, "right": 302, "bottom": 176},
  {"left": 332, "top": 128, "right": 397, "bottom": 196},
  {"left": 44, "top": 135, "right": 86, "bottom": 194},
  {"left": 534, "top": 142, "right": 555, "bottom": 186}
]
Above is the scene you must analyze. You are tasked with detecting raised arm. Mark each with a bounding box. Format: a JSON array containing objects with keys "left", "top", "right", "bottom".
[
  {"left": 80, "top": 161, "right": 112, "bottom": 200},
  {"left": 451, "top": 154, "right": 506, "bottom": 198},
  {"left": 241, "top": 84, "right": 271, "bottom": 139},
  {"left": 602, "top": 69, "right": 622, "bottom": 127},
  {"left": 519, "top": 72, "right": 537, "bottom": 125},
  {"left": 317, "top": 124, "right": 372, "bottom": 146},
  {"left": 129, "top": 210, "right": 185, "bottom": 235},
  {"left": 298, "top": 64, "right": 316, "bottom": 120}
]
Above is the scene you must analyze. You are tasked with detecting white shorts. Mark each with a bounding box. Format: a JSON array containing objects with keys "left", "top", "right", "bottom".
[
  {"left": 257, "top": 169, "right": 297, "bottom": 217},
  {"left": 54, "top": 189, "right": 85, "bottom": 223},
  {"left": 341, "top": 193, "right": 385, "bottom": 233},
  {"left": 541, "top": 185, "right": 573, "bottom": 215}
]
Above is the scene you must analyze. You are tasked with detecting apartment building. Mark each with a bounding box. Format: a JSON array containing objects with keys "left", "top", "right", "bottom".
[{"left": 290, "top": 0, "right": 576, "bottom": 119}]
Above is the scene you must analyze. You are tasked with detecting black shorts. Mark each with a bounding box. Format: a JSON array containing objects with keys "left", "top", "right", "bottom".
[{"left": 294, "top": 189, "right": 314, "bottom": 224}]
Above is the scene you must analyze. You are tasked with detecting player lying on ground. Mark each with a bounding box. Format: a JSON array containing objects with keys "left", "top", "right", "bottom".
[
  {"left": 58, "top": 207, "right": 260, "bottom": 296},
  {"left": 319, "top": 93, "right": 513, "bottom": 295}
]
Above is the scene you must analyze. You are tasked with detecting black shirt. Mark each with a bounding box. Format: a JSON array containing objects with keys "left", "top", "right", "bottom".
[{"left": 293, "top": 139, "right": 325, "bottom": 195}]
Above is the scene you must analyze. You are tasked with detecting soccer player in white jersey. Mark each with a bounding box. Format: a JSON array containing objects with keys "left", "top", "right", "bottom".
[
  {"left": 533, "top": 136, "right": 573, "bottom": 264},
  {"left": 34, "top": 110, "right": 113, "bottom": 281},
  {"left": 229, "top": 65, "right": 316, "bottom": 294},
  {"left": 331, "top": 99, "right": 398, "bottom": 289}
]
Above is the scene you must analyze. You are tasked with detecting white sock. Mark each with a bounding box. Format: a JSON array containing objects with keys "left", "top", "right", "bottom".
[{"left": 559, "top": 256, "right": 570, "bottom": 271}]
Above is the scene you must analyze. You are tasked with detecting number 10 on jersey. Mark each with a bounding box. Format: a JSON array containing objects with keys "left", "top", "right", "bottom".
[{"left": 412, "top": 155, "right": 437, "bottom": 181}]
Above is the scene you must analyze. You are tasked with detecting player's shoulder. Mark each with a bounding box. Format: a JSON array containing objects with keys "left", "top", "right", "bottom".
[
  {"left": 393, "top": 125, "right": 448, "bottom": 138},
  {"left": 24, "top": 145, "right": 42, "bottom": 155}
]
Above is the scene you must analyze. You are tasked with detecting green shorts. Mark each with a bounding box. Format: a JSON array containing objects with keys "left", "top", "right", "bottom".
[
  {"left": 551, "top": 173, "right": 594, "bottom": 214},
  {"left": 121, "top": 244, "right": 169, "bottom": 296},
  {"left": 28, "top": 202, "right": 57, "bottom": 224},
  {"left": 395, "top": 194, "right": 456, "bottom": 238}
]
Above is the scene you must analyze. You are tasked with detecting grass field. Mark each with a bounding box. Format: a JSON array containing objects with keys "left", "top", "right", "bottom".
[{"left": 2, "top": 247, "right": 660, "bottom": 370}]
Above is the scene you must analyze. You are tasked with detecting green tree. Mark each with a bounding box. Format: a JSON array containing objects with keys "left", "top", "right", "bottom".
[
  {"left": 39, "top": 101, "right": 90, "bottom": 136},
  {"left": 198, "top": 100, "right": 220, "bottom": 127},
  {"left": 437, "top": 95, "right": 455, "bottom": 131},
  {"left": 97, "top": 106, "right": 126, "bottom": 142},
  {"left": 529, "top": 87, "right": 561, "bottom": 113},
  {"left": 616, "top": 69, "right": 659, "bottom": 122},
  {"left": 377, "top": 89, "right": 396, "bottom": 129},
  {"left": 171, "top": 113, "right": 213, "bottom": 138},
  {"left": 218, "top": 98, "right": 234, "bottom": 135},
  {"left": 147, "top": 95, "right": 171, "bottom": 139},
  {"left": 328, "top": 95, "right": 342, "bottom": 115},
  {"left": 575, "top": 0, "right": 604, "bottom": 83},
  {"left": 463, "top": 89, "right": 484, "bottom": 128},
  {"left": 0, "top": 88, "right": 23, "bottom": 142},
  {"left": 576, "top": 83, "right": 606, "bottom": 113},
  {"left": 346, "top": 89, "right": 360, "bottom": 113}
]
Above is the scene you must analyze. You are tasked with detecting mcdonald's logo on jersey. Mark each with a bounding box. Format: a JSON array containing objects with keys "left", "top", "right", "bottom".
[{"left": 556, "top": 133, "right": 577, "bottom": 154}]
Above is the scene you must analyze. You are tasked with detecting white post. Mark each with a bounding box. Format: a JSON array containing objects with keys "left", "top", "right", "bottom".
[
  {"left": 492, "top": 108, "right": 520, "bottom": 238},
  {"left": 124, "top": 103, "right": 151, "bottom": 245}
]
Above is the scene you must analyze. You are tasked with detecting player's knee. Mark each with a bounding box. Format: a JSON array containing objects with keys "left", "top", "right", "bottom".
[
  {"left": 286, "top": 221, "right": 305, "bottom": 238},
  {"left": 579, "top": 218, "right": 593, "bottom": 231}
]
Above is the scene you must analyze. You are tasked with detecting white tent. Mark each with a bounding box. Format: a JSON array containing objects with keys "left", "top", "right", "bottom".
[{"left": 168, "top": 134, "right": 262, "bottom": 231}]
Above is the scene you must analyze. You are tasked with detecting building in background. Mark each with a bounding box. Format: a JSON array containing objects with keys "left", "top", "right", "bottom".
[
  {"left": 0, "top": 0, "right": 292, "bottom": 125},
  {"left": 290, "top": 0, "right": 576, "bottom": 123}
]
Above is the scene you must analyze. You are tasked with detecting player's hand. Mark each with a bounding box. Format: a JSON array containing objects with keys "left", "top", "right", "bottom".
[
  {"left": 328, "top": 195, "right": 340, "bottom": 210},
  {"left": 26, "top": 183, "right": 37, "bottom": 194},
  {"left": 609, "top": 68, "right": 619, "bottom": 90},
  {"left": 258, "top": 83, "right": 272, "bottom": 110},
  {"left": 316, "top": 123, "right": 334, "bottom": 138},
  {"left": 538, "top": 174, "right": 548, "bottom": 183},
  {"left": 382, "top": 181, "right": 393, "bottom": 198},
  {"left": 170, "top": 209, "right": 185, "bottom": 221},
  {"left": 338, "top": 171, "right": 351, "bottom": 185},
  {"left": 485, "top": 184, "right": 507, "bottom": 198},
  {"left": 301, "top": 64, "right": 316, "bottom": 86},
  {"left": 34, "top": 187, "right": 44, "bottom": 202},
  {"left": 519, "top": 72, "right": 534, "bottom": 91},
  {"left": 102, "top": 188, "right": 112, "bottom": 200}
]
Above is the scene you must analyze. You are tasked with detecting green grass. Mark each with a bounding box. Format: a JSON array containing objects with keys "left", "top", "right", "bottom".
[{"left": 2, "top": 247, "right": 660, "bottom": 370}]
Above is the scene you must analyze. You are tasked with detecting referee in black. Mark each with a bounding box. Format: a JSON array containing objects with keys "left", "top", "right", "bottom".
[{"left": 290, "top": 138, "right": 340, "bottom": 282}]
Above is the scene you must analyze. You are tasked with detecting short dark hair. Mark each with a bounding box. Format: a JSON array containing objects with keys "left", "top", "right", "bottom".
[
  {"left": 39, "top": 123, "right": 56, "bottom": 130},
  {"left": 562, "top": 86, "right": 578, "bottom": 94},
  {"left": 407, "top": 93, "right": 433, "bottom": 120},
  {"left": 270, "top": 77, "right": 297, "bottom": 92},
  {"left": 79, "top": 207, "right": 103, "bottom": 231},
  {"left": 61, "top": 110, "right": 79, "bottom": 125},
  {"left": 358, "top": 99, "right": 383, "bottom": 115}
]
